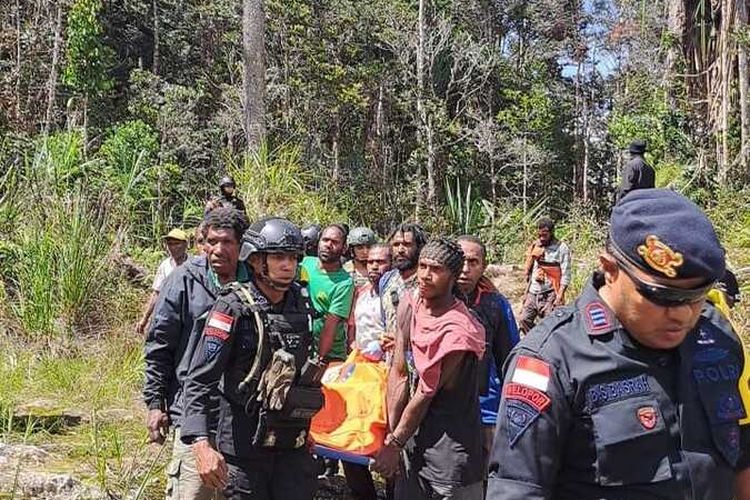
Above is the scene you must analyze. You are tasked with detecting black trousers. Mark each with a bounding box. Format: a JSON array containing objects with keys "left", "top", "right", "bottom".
[
  {"left": 223, "top": 449, "right": 317, "bottom": 500},
  {"left": 342, "top": 462, "right": 377, "bottom": 500}
]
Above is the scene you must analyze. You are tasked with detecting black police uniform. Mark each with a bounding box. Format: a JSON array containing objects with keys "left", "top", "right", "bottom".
[
  {"left": 488, "top": 189, "right": 750, "bottom": 499},
  {"left": 181, "top": 278, "right": 321, "bottom": 500},
  {"left": 212, "top": 195, "right": 247, "bottom": 215},
  {"left": 488, "top": 274, "right": 750, "bottom": 499},
  {"left": 616, "top": 153, "right": 655, "bottom": 202}
]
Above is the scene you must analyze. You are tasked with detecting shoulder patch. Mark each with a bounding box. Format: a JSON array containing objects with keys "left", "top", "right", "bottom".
[
  {"left": 584, "top": 302, "right": 613, "bottom": 335},
  {"left": 504, "top": 382, "right": 551, "bottom": 412},
  {"left": 506, "top": 399, "right": 543, "bottom": 447},
  {"left": 510, "top": 356, "right": 550, "bottom": 391},
  {"left": 203, "top": 338, "right": 223, "bottom": 362},
  {"left": 207, "top": 311, "right": 233, "bottom": 332}
]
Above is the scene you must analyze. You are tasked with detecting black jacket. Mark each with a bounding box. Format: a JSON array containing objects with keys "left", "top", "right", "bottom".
[
  {"left": 617, "top": 154, "right": 655, "bottom": 202},
  {"left": 181, "top": 279, "right": 317, "bottom": 458},
  {"left": 143, "top": 255, "right": 219, "bottom": 425}
]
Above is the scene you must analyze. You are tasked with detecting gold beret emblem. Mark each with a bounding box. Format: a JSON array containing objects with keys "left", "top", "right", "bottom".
[{"left": 637, "top": 235, "right": 684, "bottom": 278}]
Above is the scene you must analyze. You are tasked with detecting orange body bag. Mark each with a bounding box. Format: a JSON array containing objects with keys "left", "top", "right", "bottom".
[{"left": 310, "top": 350, "right": 388, "bottom": 457}]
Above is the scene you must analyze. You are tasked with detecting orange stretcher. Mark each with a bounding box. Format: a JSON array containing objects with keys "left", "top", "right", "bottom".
[{"left": 310, "top": 349, "right": 388, "bottom": 460}]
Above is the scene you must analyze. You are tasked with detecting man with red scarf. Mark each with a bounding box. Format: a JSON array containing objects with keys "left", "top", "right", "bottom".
[{"left": 375, "top": 238, "right": 486, "bottom": 500}]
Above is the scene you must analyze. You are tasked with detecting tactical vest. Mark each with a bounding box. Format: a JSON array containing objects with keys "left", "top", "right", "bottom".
[{"left": 231, "top": 281, "right": 324, "bottom": 450}]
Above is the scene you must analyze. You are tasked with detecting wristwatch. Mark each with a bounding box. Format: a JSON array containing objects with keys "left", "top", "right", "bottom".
[{"left": 191, "top": 436, "right": 209, "bottom": 445}]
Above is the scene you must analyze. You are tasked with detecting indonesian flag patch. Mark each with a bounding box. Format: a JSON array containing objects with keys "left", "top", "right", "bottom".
[
  {"left": 205, "top": 311, "right": 233, "bottom": 341},
  {"left": 511, "top": 355, "right": 551, "bottom": 392}
]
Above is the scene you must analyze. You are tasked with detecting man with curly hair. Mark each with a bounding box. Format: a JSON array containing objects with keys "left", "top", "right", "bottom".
[{"left": 144, "top": 207, "right": 249, "bottom": 500}]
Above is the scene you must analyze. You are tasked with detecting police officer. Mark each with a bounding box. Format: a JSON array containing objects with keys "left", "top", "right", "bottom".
[
  {"left": 180, "top": 217, "right": 324, "bottom": 500},
  {"left": 345, "top": 226, "right": 378, "bottom": 288},
  {"left": 301, "top": 224, "right": 321, "bottom": 257},
  {"left": 488, "top": 189, "right": 750, "bottom": 499},
  {"left": 205, "top": 176, "right": 247, "bottom": 215},
  {"left": 616, "top": 139, "right": 655, "bottom": 202}
]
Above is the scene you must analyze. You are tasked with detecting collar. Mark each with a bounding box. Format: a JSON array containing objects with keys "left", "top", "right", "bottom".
[
  {"left": 463, "top": 276, "right": 497, "bottom": 307},
  {"left": 207, "top": 261, "right": 250, "bottom": 291},
  {"left": 170, "top": 253, "right": 189, "bottom": 267},
  {"left": 576, "top": 273, "right": 621, "bottom": 336}
]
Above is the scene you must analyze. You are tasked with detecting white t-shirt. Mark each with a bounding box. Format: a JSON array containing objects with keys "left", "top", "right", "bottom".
[
  {"left": 152, "top": 256, "right": 181, "bottom": 292},
  {"left": 353, "top": 284, "right": 385, "bottom": 349}
]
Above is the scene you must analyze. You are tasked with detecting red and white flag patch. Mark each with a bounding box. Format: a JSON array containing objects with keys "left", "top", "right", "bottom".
[
  {"left": 511, "top": 356, "right": 551, "bottom": 392},
  {"left": 205, "top": 311, "right": 233, "bottom": 341},
  {"left": 208, "top": 311, "right": 233, "bottom": 332}
]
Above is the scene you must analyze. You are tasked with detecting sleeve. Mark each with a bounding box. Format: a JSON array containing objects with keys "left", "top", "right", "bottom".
[
  {"left": 737, "top": 335, "right": 750, "bottom": 470},
  {"left": 617, "top": 164, "right": 635, "bottom": 202},
  {"left": 739, "top": 416, "right": 750, "bottom": 471},
  {"left": 180, "top": 297, "right": 239, "bottom": 441},
  {"left": 627, "top": 161, "right": 641, "bottom": 184},
  {"left": 152, "top": 259, "right": 168, "bottom": 292},
  {"left": 328, "top": 278, "right": 355, "bottom": 320},
  {"left": 235, "top": 198, "right": 247, "bottom": 214},
  {"left": 487, "top": 350, "right": 571, "bottom": 500},
  {"left": 143, "top": 271, "right": 184, "bottom": 411},
  {"left": 492, "top": 297, "right": 520, "bottom": 383},
  {"left": 559, "top": 243, "right": 572, "bottom": 287}
]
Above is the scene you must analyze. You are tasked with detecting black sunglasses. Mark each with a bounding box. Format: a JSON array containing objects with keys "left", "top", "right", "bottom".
[{"left": 616, "top": 260, "right": 714, "bottom": 307}]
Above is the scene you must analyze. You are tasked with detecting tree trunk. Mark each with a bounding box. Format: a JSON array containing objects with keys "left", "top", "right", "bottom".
[
  {"left": 523, "top": 135, "right": 528, "bottom": 213},
  {"left": 426, "top": 116, "right": 436, "bottom": 204},
  {"left": 664, "top": 0, "right": 687, "bottom": 95},
  {"left": 153, "top": 0, "right": 160, "bottom": 75},
  {"left": 738, "top": 0, "right": 750, "bottom": 174},
  {"left": 242, "top": 0, "right": 266, "bottom": 153},
  {"left": 332, "top": 116, "right": 340, "bottom": 183},
  {"left": 416, "top": 0, "right": 427, "bottom": 214},
  {"left": 415, "top": 0, "right": 437, "bottom": 210},
  {"left": 717, "top": 0, "right": 733, "bottom": 184},
  {"left": 15, "top": 0, "right": 22, "bottom": 122},
  {"left": 44, "top": 0, "right": 63, "bottom": 136}
]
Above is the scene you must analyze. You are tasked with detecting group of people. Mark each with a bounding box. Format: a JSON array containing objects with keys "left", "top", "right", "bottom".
[{"left": 141, "top": 163, "right": 750, "bottom": 500}]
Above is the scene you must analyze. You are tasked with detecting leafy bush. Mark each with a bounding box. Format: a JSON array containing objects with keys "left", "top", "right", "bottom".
[{"left": 6, "top": 189, "right": 116, "bottom": 339}]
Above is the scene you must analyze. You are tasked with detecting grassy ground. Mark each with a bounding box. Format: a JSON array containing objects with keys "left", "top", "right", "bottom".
[{"left": 0, "top": 288, "right": 168, "bottom": 499}]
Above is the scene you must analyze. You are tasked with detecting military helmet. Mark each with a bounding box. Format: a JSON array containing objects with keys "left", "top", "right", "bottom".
[
  {"left": 219, "top": 175, "right": 236, "bottom": 188},
  {"left": 301, "top": 224, "right": 321, "bottom": 256},
  {"left": 240, "top": 217, "right": 304, "bottom": 261},
  {"left": 347, "top": 226, "right": 377, "bottom": 247}
]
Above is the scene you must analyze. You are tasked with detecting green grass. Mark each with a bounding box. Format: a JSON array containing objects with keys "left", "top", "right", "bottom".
[
  {"left": 228, "top": 142, "right": 347, "bottom": 225},
  {"left": 0, "top": 328, "right": 167, "bottom": 498}
]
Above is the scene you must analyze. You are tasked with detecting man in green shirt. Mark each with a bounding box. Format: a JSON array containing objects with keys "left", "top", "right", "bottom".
[{"left": 299, "top": 224, "right": 354, "bottom": 362}]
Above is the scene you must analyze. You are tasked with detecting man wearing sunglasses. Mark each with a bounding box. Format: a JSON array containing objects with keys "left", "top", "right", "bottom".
[{"left": 487, "top": 189, "right": 750, "bottom": 500}]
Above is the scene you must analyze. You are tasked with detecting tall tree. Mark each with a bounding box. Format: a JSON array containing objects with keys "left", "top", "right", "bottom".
[
  {"left": 44, "top": 0, "right": 64, "bottom": 136},
  {"left": 737, "top": 0, "right": 749, "bottom": 173},
  {"left": 243, "top": 0, "right": 266, "bottom": 153}
]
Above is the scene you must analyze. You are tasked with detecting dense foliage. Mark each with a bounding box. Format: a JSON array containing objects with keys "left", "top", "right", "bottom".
[{"left": 2, "top": 0, "right": 750, "bottom": 342}]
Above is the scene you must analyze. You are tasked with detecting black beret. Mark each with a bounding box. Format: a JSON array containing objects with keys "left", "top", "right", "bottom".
[
  {"left": 610, "top": 189, "right": 725, "bottom": 282},
  {"left": 629, "top": 140, "right": 646, "bottom": 154}
]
